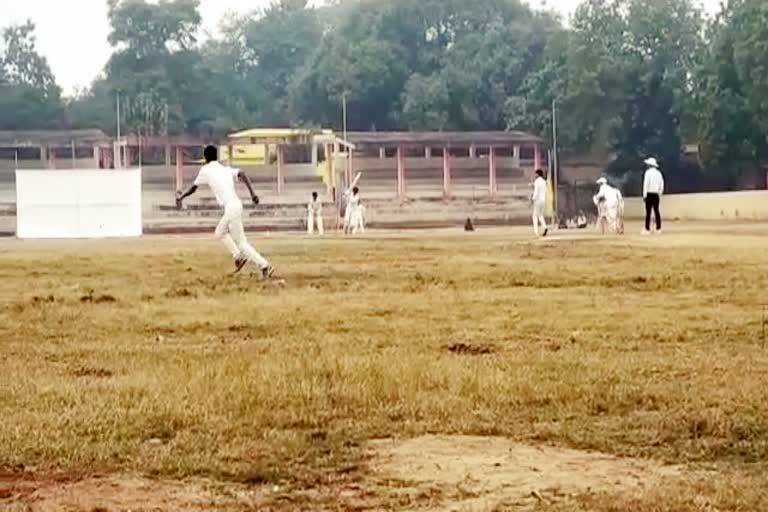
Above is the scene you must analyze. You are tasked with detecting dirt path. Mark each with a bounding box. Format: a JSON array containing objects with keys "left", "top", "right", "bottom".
[
  {"left": 0, "top": 471, "right": 271, "bottom": 512},
  {"left": 1, "top": 436, "right": 688, "bottom": 511},
  {"left": 368, "top": 435, "right": 683, "bottom": 511}
]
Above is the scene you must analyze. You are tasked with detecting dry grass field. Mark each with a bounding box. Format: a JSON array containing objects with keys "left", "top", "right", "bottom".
[{"left": 2, "top": 223, "right": 768, "bottom": 511}]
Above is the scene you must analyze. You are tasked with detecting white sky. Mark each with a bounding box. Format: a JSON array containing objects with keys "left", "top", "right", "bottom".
[{"left": 4, "top": 0, "right": 721, "bottom": 96}]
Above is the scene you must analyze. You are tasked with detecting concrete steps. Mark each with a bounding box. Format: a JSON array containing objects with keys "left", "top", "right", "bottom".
[{"left": 1, "top": 193, "right": 534, "bottom": 235}]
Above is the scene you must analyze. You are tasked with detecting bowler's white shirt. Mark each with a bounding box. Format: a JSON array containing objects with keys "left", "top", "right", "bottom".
[
  {"left": 194, "top": 161, "right": 240, "bottom": 206},
  {"left": 643, "top": 167, "right": 664, "bottom": 197},
  {"left": 532, "top": 177, "right": 547, "bottom": 204}
]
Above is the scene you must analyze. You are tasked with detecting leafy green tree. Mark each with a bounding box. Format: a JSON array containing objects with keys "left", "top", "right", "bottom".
[
  {"left": 519, "top": 0, "right": 704, "bottom": 188},
  {"left": 104, "top": 0, "right": 202, "bottom": 135},
  {"left": 0, "top": 21, "right": 64, "bottom": 129},
  {"left": 695, "top": 0, "right": 768, "bottom": 187},
  {"left": 240, "top": 0, "right": 322, "bottom": 125}
]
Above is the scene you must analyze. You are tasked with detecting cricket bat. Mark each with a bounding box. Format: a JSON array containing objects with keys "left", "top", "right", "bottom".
[{"left": 349, "top": 171, "right": 362, "bottom": 190}]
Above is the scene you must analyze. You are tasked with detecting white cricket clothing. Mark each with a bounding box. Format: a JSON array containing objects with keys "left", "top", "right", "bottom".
[
  {"left": 348, "top": 193, "right": 360, "bottom": 211},
  {"left": 308, "top": 198, "right": 323, "bottom": 215},
  {"left": 194, "top": 161, "right": 240, "bottom": 206},
  {"left": 352, "top": 204, "right": 366, "bottom": 234},
  {"left": 532, "top": 201, "right": 547, "bottom": 236},
  {"left": 643, "top": 167, "right": 664, "bottom": 197},
  {"left": 342, "top": 190, "right": 353, "bottom": 232},
  {"left": 194, "top": 161, "right": 269, "bottom": 269},
  {"left": 532, "top": 176, "right": 547, "bottom": 204},
  {"left": 594, "top": 184, "right": 621, "bottom": 209},
  {"left": 307, "top": 198, "right": 324, "bottom": 235},
  {"left": 215, "top": 201, "right": 269, "bottom": 269},
  {"left": 594, "top": 185, "right": 624, "bottom": 234},
  {"left": 348, "top": 193, "right": 365, "bottom": 234}
]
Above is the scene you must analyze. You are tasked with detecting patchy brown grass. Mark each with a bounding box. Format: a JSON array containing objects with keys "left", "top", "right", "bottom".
[{"left": 1, "top": 225, "right": 768, "bottom": 510}]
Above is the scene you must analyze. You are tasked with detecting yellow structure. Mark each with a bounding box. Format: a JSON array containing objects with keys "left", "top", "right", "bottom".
[
  {"left": 219, "top": 144, "right": 267, "bottom": 165},
  {"left": 225, "top": 127, "right": 348, "bottom": 196},
  {"left": 228, "top": 128, "right": 334, "bottom": 140}
]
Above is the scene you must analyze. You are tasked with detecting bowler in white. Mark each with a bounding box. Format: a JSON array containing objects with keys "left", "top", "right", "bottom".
[{"left": 176, "top": 145, "right": 275, "bottom": 278}]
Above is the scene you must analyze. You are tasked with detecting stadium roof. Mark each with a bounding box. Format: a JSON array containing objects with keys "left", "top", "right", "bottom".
[
  {"left": 345, "top": 131, "right": 545, "bottom": 148},
  {"left": 229, "top": 128, "right": 333, "bottom": 139},
  {"left": 0, "top": 129, "right": 111, "bottom": 147}
]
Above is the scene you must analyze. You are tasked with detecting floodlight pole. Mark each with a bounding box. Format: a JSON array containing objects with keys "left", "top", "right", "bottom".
[
  {"left": 116, "top": 91, "right": 122, "bottom": 169},
  {"left": 552, "top": 99, "right": 559, "bottom": 221}
]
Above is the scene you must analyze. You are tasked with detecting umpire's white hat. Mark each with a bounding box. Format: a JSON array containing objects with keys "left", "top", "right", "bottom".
[{"left": 644, "top": 157, "right": 659, "bottom": 168}]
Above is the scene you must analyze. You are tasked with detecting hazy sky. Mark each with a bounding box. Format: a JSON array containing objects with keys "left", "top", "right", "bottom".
[{"left": 5, "top": 0, "right": 721, "bottom": 96}]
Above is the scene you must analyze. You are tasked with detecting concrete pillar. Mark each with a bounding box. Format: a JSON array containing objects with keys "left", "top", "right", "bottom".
[
  {"left": 489, "top": 147, "right": 497, "bottom": 198},
  {"left": 397, "top": 145, "right": 406, "bottom": 200},
  {"left": 442, "top": 146, "right": 451, "bottom": 199},
  {"left": 276, "top": 144, "right": 284, "bottom": 195},
  {"left": 326, "top": 143, "right": 335, "bottom": 199},
  {"left": 175, "top": 146, "right": 183, "bottom": 191},
  {"left": 534, "top": 144, "right": 541, "bottom": 171},
  {"left": 105, "top": 147, "right": 113, "bottom": 169},
  {"left": 348, "top": 148, "right": 354, "bottom": 187},
  {"left": 379, "top": 147, "right": 385, "bottom": 160},
  {"left": 469, "top": 144, "right": 476, "bottom": 158},
  {"left": 344, "top": 144, "right": 352, "bottom": 186},
  {"left": 165, "top": 143, "right": 172, "bottom": 167},
  {"left": 512, "top": 144, "right": 521, "bottom": 168},
  {"left": 93, "top": 146, "right": 101, "bottom": 169},
  {"left": 425, "top": 147, "right": 432, "bottom": 158}
]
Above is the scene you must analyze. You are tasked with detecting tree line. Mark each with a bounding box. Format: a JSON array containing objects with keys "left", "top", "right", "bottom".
[{"left": 0, "top": 0, "right": 766, "bottom": 190}]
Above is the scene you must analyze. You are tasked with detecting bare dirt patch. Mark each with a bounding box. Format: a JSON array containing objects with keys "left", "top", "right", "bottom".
[
  {"left": 446, "top": 343, "right": 497, "bottom": 355},
  {"left": 368, "top": 435, "right": 683, "bottom": 511},
  {"left": 0, "top": 471, "right": 270, "bottom": 512},
  {"left": 69, "top": 366, "right": 114, "bottom": 379}
]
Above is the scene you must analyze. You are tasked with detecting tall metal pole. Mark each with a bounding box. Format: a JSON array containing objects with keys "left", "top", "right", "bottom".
[
  {"left": 342, "top": 92, "right": 348, "bottom": 143},
  {"left": 342, "top": 92, "right": 349, "bottom": 185},
  {"left": 552, "top": 99, "right": 559, "bottom": 219},
  {"left": 116, "top": 91, "right": 122, "bottom": 169}
]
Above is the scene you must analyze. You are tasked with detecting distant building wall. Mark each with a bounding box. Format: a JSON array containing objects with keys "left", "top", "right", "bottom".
[{"left": 624, "top": 190, "right": 768, "bottom": 220}]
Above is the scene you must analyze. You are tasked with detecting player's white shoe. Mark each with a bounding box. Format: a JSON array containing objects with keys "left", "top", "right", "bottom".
[{"left": 641, "top": 229, "right": 651, "bottom": 235}]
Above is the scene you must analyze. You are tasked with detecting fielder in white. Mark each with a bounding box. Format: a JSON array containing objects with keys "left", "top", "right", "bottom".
[
  {"left": 531, "top": 169, "right": 549, "bottom": 237},
  {"left": 176, "top": 145, "right": 275, "bottom": 278},
  {"left": 307, "top": 191, "right": 324, "bottom": 235},
  {"left": 593, "top": 177, "right": 624, "bottom": 235}
]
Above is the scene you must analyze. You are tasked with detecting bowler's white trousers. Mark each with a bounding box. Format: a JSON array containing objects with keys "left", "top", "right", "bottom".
[{"left": 216, "top": 200, "right": 269, "bottom": 269}]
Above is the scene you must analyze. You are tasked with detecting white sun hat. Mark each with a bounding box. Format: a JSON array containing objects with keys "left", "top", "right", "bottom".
[
  {"left": 644, "top": 157, "right": 659, "bottom": 168},
  {"left": 596, "top": 177, "right": 608, "bottom": 185}
]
